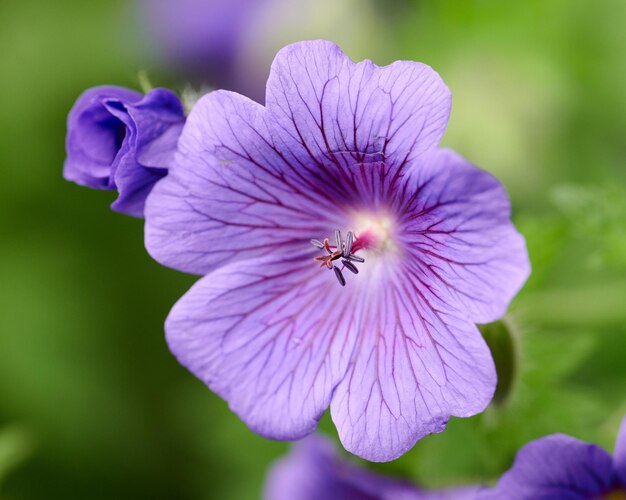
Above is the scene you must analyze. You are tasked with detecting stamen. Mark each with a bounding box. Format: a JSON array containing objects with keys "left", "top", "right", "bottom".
[
  {"left": 311, "top": 229, "right": 366, "bottom": 286},
  {"left": 341, "top": 259, "right": 359, "bottom": 274},
  {"left": 335, "top": 230, "right": 342, "bottom": 253},
  {"left": 324, "top": 238, "right": 333, "bottom": 254},
  {"left": 333, "top": 266, "right": 346, "bottom": 286},
  {"left": 343, "top": 231, "right": 353, "bottom": 258}
]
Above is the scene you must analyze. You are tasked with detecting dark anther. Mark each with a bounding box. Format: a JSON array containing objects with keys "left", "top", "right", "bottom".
[
  {"left": 342, "top": 259, "right": 359, "bottom": 274},
  {"left": 333, "top": 266, "right": 346, "bottom": 286}
]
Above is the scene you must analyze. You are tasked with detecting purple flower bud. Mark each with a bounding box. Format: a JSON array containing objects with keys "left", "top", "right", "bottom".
[{"left": 63, "top": 86, "right": 185, "bottom": 217}]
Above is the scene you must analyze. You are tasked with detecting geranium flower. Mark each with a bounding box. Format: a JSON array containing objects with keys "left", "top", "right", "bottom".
[
  {"left": 482, "top": 416, "right": 626, "bottom": 499},
  {"left": 64, "top": 86, "right": 185, "bottom": 217},
  {"left": 264, "top": 434, "right": 481, "bottom": 500},
  {"left": 145, "top": 40, "right": 530, "bottom": 461}
]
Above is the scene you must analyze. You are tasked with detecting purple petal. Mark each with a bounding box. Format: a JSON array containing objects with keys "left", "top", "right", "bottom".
[
  {"left": 482, "top": 435, "right": 615, "bottom": 499},
  {"left": 145, "top": 90, "right": 346, "bottom": 275},
  {"left": 64, "top": 86, "right": 142, "bottom": 189},
  {"left": 424, "top": 487, "right": 484, "bottom": 500},
  {"left": 111, "top": 88, "right": 185, "bottom": 216},
  {"left": 264, "top": 434, "right": 422, "bottom": 500},
  {"left": 165, "top": 255, "right": 361, "bottom": 440},
  {"left": 615, "top": 416, "right": 626, "bottom": 485},
  {"left": 130, "top": 88, "right": 186, "bottom": 169},
  {"left": 330, "top": 269, "right": 496, "bottom": 462},
  {"left": 399, "top": 148, "right": 530, "bottom": 323},
  {"left": 266, "top": 40, "right": 451, "bottom": 170}
]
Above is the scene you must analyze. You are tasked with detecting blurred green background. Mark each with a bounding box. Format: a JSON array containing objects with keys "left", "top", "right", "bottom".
[{"left": 1, "top": 0, "right": 625, "bottom": 498}]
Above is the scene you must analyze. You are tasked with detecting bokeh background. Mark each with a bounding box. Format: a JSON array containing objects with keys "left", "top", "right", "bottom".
[{"left": 1, "top": 0, "right": 625, "bottom": 498}]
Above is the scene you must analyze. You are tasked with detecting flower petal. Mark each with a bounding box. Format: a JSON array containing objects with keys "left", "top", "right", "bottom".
[
  {"left": 266, "top": 40, "right": 451, "bottom": 171},
  {"left": 145, "top": 90, "right": 344, "bottom": 275},
  {"left": 129, "top": 88, "right": 185, "bottom": 170},
  {"left": 64, "top": 86, "right": 142, "bottom": 188},
  {"left": 482, "top": 435, "right": 615, "bottom": 499},
  {"left": 330, "top": 270, "right": 496, "bottom": 462},
  {"left": 165, "top": 254, "right": 360, "bottom": 439},
  {"left": 615, "top": 415, "right": 626, "bottom": 485},
  {"left": 399, "top": 148, "right": 530, "bottom": 323},
  {"left": 110, "top": 88, "right": 184, "bottom": 216}
]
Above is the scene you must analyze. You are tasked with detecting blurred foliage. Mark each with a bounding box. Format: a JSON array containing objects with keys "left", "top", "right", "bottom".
[
  {"left": 552, "top": 183, "right": 626, "bottom": 269},
  {"left": 0, "top": 0, "right": 625, "bottom": 498},
  {"left": 0, "top": 427, "right": 33, "bottom": 490}
]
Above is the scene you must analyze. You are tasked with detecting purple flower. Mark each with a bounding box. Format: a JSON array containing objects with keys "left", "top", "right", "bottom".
[
  {"left": 139, "top": 0, "right": 266, "bottom": 88},
  {"left": 64, "top": 86, "right": 185, "bottom": 217},
  {"left": 264, "top": 434, "right": 421, "bottom": 500},
  {"left": 145, "top": 40, "right": 530, "bottom": 461},
  {"left": 264, "top": 434, "right": 482, "bottom": 500},
  {"left": 482, "top": 416, "right": 626, "bottom": 499}
]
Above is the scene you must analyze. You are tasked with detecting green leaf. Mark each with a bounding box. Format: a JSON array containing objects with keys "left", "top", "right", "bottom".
[{"left": 480, "top": 320, "right": 518, "bottom": 406}]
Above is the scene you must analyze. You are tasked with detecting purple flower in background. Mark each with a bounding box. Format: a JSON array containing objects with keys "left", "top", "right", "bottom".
[
  {"left": 145, "top": 40, "right": 530, "bottom": 461},
  {"left": 264, "top": 434, "right": 421, "bottom": 500},
  {"left": 265, "top": 434, "right": 482, "bottom": 500},
  {"left": 481, "top": 416, "right": 626, "bottom": 499},
  {"left": 64, "top": 86, "right": 185, "bottom": 217},
  {"left": 139, "top": 0, "right": 265, "bottom": 89}
]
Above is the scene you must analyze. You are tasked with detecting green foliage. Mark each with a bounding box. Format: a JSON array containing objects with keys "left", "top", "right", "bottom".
[
  {"left": 480, "top": 320, "right": 518, "bottom": 407},
  {"left": 0, "top": 427, "right": 32, "bottom": 490},
  {"left": 552, "top": 183, "right": 626, "bottom": 269}
]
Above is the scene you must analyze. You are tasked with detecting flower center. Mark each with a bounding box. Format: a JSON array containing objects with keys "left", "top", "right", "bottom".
[
  {"left": 310, "top": 230, "right": 366, "bottom": 287},
  {"left": 353, "top": 214, "right": 394, "bottom": 247}
]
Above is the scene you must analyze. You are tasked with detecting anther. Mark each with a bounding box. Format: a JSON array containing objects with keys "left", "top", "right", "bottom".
[
  {"left": 343, "top": 231, "right": 353, "bottom": 258},
  {"left": 333, "top": 266, "right": 346, "bottom": 286},
  {"left": 310, "top": 239, "right": 324, "bottom": 249},
  {"left": 348, "top": 254, "right": 365, "bottom": 263},
  {"left": 341, "top": 259, "right": 359, "bottom": 274},
  {"left": 335, "top": 230, "right": 342, "bottom": 253}
]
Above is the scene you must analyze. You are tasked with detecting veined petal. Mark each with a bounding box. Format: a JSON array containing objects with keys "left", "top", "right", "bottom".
[
  {"left": 482, "top": 435, "right": 615, "bottom": 499},
  {"left": 110, "top": 89, "right": 184, "bottom": 216},
  {"left": 398, "top": 148, "right": 530, "bottom": 324},
  {"left": 266, "top": 40, "right": 451, "bottom": 172},
  {"left": 145, "top": 90, "right": 345, "bottom": 275},
  {"left": 165, "top": 254, "right": 360, "bottom": 439},
  {"left": 330, "top": 265, "right": 496, "bottom": 462}
]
